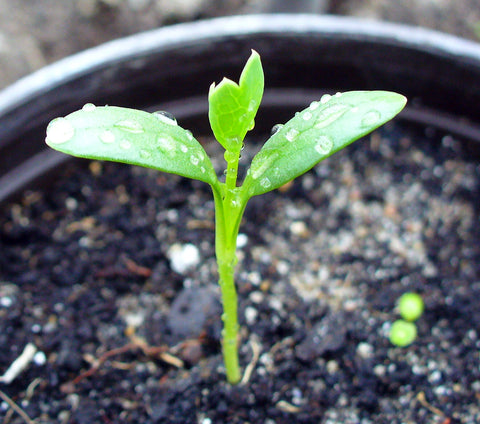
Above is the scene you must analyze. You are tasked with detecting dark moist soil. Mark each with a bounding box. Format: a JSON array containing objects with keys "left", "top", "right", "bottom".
[{"left": 1, "top": 120, "right": 480, "bottom": 424}]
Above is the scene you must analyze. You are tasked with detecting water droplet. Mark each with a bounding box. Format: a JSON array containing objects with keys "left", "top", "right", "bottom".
[
  {"left": 140, "top": 150, "right": 151, "bottom": 159},
  {"left": 185, "top": 130, "right": 194, "bottom": 140},
  {"left": 271, "top": 124, "right": 283, "bottom": 136},
  {"left": 200, "top": 166, "right": 206, "bottom": 173},
  {"left": 120, "top": 140, "right": 132, "bottom": 150},
  {"left": 314, "top": 104, "right": 350, "bottom": 129},
  {"left": 180, "top": 144, "right": 188, "bottom": 153},
  {"left": 286, "top": 128, "right": 300, "bottom": 142},
  {"left": 314, "top": 136, "right": 333, "bottom": 155},
  {"left": 309, "top": 101, "right": 320, "bottom": 111},
  {"left": 100, "top": 130, "right": 115, "bottom": 144},
  {"left": 157, "top": 135, "right": 176, "bottom": 154},
  {"left": 153, "top": 110, "right": 177, "bottom": 126},
  {"left": 248, "top": 119, "right": 255, "bottom": 131},
  {"left": 303, "top": 111, "right": 313, "bottom": 121},
  {"left": 190, "top": 154, "right": 199, "bottom": 166},
  {"left": 224, "top": 150, "right": 237, "bottom": 163},
  {"left": 320, "top": 94, "right": 332, "bottom": 104},
  {"left": 114, "top": 119, "right": 143, "bottom": 134},
  {"left": 361, "top": 110, "right": 381, "bottom": 127},
  {"left": 248, "top": 99, "right": 257, "bottom": 112},
  {"left": 82, "top": 103, "right": 96, "bottom": 112},
  {"left": 260, "top": 177, "right": 272, "bottom": 189},
  {"left": 335, "top": 92, "right": 343, "bottom": 98},
  {"left": 250, "top": 152, "right": 279, "bottom": 180},
  {"left": 46, "top": 118, "right": 74, "bottom": 145}
]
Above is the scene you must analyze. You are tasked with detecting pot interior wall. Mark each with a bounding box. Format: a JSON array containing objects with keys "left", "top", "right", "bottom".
[{"left": 1, "top": 15, "right": 480, "bottom": 203}]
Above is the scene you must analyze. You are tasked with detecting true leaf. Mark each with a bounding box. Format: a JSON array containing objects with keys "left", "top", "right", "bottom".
[
  {"left": 208, "top": 50, "right": 264, "bottom": 152},
  {"left": 45, "top": 105, "right": 219, "bottom": 187},
  {"left": 241, "top": 91, "right": 407, "bottom": 198}
]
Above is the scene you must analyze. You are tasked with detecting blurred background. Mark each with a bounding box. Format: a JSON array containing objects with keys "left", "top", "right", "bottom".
[{"left": 0, "top": 0, "right": 479, "bottom": 90}]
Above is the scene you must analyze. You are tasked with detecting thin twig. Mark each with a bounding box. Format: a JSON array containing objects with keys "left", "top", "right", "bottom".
[
  {"left": 241, "top": 338, "right": 261, "bottom": 385},
  {"left": 0, "top": 389, "right": 36, "bottom": 424},
  {"left": 417, "top": 391, "right": 446, "bottom": 417}
]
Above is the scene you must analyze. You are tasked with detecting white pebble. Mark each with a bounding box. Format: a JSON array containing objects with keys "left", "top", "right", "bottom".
[
  {"left": 33, "top": 351, "right": 47, "bottom": 366},
  {"left": 236, "top": 233, "right": 248, "bottom": 248},
  {"left": 167, "top": 243, "right": 200, "bottom": 274},
  {"left": 357, "top": 342, "right": 374, "bottom": 358},
  {"left": 0, "top": 296, "right": 13, "bottom": 307},
  {"left": 245, "top": 306, "right": 258, "bottom": 325},
  {"left": 290, "top": 221, "right": 308, "bottom": 237}
]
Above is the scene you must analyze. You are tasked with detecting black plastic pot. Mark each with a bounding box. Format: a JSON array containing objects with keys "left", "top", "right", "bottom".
[
  {"left": 1, "top": 14, "right": 480, "bottom": 203},
  {"left": 2, "top": 15, "right": 480, "bottom": 422}
]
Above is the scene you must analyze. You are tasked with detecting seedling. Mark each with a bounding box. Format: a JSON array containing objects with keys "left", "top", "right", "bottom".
[
  {"left": 398, "top": 292, "right": 424, "bottom": 322},
  {"left": 45, "top": 50, "right": 406, "bottom": 384},
  {"left": 389, "top": 292, "right": 424, "bottom": 347}
]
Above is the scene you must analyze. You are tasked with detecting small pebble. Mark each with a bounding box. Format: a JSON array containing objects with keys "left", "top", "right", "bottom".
[
  {"left": 236, "top": 233, "right": 248, "bottom": 248},
  {"left": 33, "top": 351, "right": 47, "bottom": 366},
  {"left": 244, "top": 306, "right": 258, "bottom": 325},
  {"left": 167, "top": 243, "right": 200, "bottom": 274},
  {"left": 357, "top": 342, "right": 374, "bottom": 358}
]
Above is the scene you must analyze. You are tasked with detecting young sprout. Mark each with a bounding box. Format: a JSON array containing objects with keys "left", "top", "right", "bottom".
[
  {"left": 389, "top": 292, "right": 424, "bottom": 347},
  {"left": 45, "top": 50, "right": 407, "bottom": 384},
  {"left": 389, "top": 320, "right": 417, "bottom": 347},
  {"left": 398, "top": 292, "right": 424, "bottom": 322}
]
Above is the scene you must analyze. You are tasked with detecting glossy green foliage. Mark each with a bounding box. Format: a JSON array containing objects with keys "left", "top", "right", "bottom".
[
  {"left": 45, "top": 105, "right": 219, "bottom": 187},
  {"left": 241, "top": 91, "right": 407, "bottom": 198},
  {"left": 208, "top": 50, "right": 264, "bottom": 152}
]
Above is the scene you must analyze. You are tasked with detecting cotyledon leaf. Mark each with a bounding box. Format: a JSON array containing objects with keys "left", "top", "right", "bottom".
[
  {"left": 208, "top": 50, "right": 264, "bottom": 152},
  {"left": 45, "top": 105, "right": 219, "bottom": 187},
  {"left": 240, "top": 91, "right": 407, "bottom": 199}
]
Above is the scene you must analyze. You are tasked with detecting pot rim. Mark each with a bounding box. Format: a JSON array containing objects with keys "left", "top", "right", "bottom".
[{"left": 1, "top": 14, "right": 480, "bottom": 115}]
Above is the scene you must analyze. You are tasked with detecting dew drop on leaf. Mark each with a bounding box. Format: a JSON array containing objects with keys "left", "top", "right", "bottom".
[
  {"left": 82, "top": 103, "right": 96, "bottom": 112},
  {"left": 270, "top": 124, "right": 283, "bottom": 135},
  {"left": 153, "top": 110, "right": 177, "bottom": 126},
  {"left": 320, "top": 94, "right": 332, "bottom": 104},
  {"left": 120, "top": 140, "right": 132, "bottom": 150},
  {"left": 46, "top": 118, "right": 74, "bottom": 145},
  {"left": 314, "top": 135, "right": 333, "bottom": 155},
  {"left": 114, "top": 119, "right": 144, "bottom": 134},
  {"left": 260, "top": 177, "right": 272, "bottom": 189},
  {"left": 140, "top": 149, "right": 151, "bottom": 159},
  {"left": 100, "top": 130, "right": 115, "bottom": 144},
  {"left": 314, "top": 104, "right": 350, "bottom": 129},
  {"left": 286, "top": 128, "right": 300, "bottom": 142},
  {"left": 157, "top": 135, "right": 176, "bottom": 154},
  {"left": 248, "top": 99, "right": 257, "bottom": 112},
  {"left": 190, "top": 154, "right": 199, "bottom": 165},
  {"left": 185, "top": 130, "right": 194, "bottom": 141},
  {"left": 180, "top": 144, "right": 188, "bottom": 153},
  {"left": 309, "top": 101, "right": 320, "bottom": 111},
  {"left": 361, "top": 110, "right": 381, "bottom": 127},
  {"left": 302, "top": 111, "right": 313, "bottom": 121},
  {"left": 250, "top": 152, "right": 279, "bottom": 180}
]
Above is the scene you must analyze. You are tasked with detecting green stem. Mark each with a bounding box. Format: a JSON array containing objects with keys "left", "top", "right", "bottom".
[{"left": 212, "top": 148, "right": 246, "bottom": 384}]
